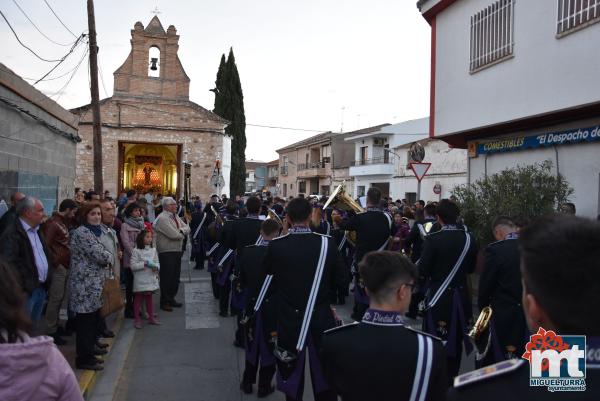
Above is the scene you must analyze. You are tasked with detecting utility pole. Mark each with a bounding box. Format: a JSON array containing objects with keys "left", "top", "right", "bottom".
[{"left": 87, "top": 0, "right": 103, "bottom": 192}]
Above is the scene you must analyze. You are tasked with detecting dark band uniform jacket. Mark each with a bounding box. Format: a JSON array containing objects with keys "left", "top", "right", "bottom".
[
  {"left": 263, "top": 229, "right": 346, "bottom": 351},
  {"left": 448, "top": 348, "right": 600, "bottom": 401},
  {"left": 478, "top": 234, "right": 528, "bottom": 364},
  {"left": 418, "top": 226, "right": 478, "bottom": 356},
  {"left": 239, "top": 243, "right": 277, "bottom": 385},
  {"left": 338, "top": 209, "right": 391, "bottom": 264},
  {"left": 322, "top": 309, "right": 448, "bottom": 401}
]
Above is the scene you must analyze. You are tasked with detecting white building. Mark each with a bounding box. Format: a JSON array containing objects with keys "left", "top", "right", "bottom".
[
  {"left": 347, "top": 118, "right": 467, "bottom": 202},
  {"left": 418, "top": 0, "right": 600, "bottom": 218}
]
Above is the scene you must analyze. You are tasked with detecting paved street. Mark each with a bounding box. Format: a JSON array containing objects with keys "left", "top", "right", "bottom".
[
  {"left": 89, "top": 252, "right": 474, "bottom": 401},
  {"left": 95, "top": 254, "right": 352, "bottom": 401}
]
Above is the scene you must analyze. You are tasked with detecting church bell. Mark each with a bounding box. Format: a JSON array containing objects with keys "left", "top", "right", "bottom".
[{"left": 150, "top": 57, "right": 159, "bottom": 71}]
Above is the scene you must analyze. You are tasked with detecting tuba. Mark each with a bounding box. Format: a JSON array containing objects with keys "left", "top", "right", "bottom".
[
  {"left": 468, "top": 306, "right": 493, "bottom": 361},
  {"left": 266, "top": 208, "right": 283, "bottom": 227},
  {"left": 323, "top": 181, "right": 364, "bottom": 245}
]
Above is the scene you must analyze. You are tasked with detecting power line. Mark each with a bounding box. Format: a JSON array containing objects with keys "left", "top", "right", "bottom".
[
  {"left": 34, "top": 35, "right": 87, "bottom": 84},
  {"left": 246, "top": 123, "right": 327, "bottom": 132},
  {"left": 97, "top": 53, "right": 109, "bottom": 98},
  {"left": 52, "top": 46, "right": 88, "bottom": 102},
  {"left": 42, "top": 0, "right": 78, "bottom": 39},
  {"left": 0, "top": 9, "right": 66, "bottom": 62},
  {"left": 11, "top": 0, "right": 74, "bottom": 46}
]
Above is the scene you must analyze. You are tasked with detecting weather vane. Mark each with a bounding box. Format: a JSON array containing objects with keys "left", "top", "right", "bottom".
[{"left": 150, "top": 6, "right": 161, "bottom": 16}]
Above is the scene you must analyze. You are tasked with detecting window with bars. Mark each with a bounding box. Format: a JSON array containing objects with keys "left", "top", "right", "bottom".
[
  {"left": 470, "top": 0, "right": 515, "bottom": 73},
  {"left": 557, "top": 0, "right": 600, "bottom": 35}
]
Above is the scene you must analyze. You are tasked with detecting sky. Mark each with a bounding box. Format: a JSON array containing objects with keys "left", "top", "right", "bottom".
[{"left": 1, "top": 0, "right": 431, "bottom": 162}]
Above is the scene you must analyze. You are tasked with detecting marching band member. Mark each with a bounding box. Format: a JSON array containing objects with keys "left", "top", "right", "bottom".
[
  {"left": 214, "top": 201, "right": 239, "bottom": 316},
  {"left": 418, "top": 199, "right": 478, "bottom": 382},
  {"left": 477, "top": 216, "right": 528, "bottom": 366},
  {"left": 322, "top": 251, "right": 447, "bottom": 401},
  {"left": 218, "top": 196, "right": 263, "bottom": 346},
  {"left": 239, "top": 219, "right": 281, "bottom": 397},
  {"left": 264, "top": 197, "right": 346, "bottom": 401},
  {"left": 338, "top": 187, "right": 392, "bottom": 320},
  {"left": 449, "top": 214, "right": 600, "bottom": 400}
]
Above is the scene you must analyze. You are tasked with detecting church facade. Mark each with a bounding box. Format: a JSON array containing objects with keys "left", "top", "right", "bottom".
[{"left": 72, "top": 16, "right": 230, "bottom": 198}]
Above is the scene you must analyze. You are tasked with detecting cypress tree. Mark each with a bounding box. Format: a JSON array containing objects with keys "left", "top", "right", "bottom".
[{"left": 212, "top": 48, "right": 246, "bottom": 197}]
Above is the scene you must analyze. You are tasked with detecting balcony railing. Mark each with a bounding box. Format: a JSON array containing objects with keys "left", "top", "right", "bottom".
[
  {"left": 280, "top": 166, "right": 288, "bottom": 175},
  {"left": 351, "top": 157, "right": 392, "bottom": 166},
  {"left": 298, "top": 160, "right": 328, "bottom": 170}
]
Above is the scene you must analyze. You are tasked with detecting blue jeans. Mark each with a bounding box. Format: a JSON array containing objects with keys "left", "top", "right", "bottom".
[{"left": 27, "top": 287, "right": 47, "bottom": 322}]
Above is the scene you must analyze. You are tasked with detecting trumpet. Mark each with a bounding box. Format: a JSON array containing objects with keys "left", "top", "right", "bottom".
[{"left": 468, "top": 306, "right": 493, "bottom": 360}]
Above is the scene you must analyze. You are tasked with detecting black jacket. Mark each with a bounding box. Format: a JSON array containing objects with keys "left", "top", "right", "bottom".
[
  {"left": 263, "top": 232, "right": 346, "bottom": 350},
  {"left": 419, "top": 227, "right": 478, "bottom": 327},
  {"left": 0, "top": 218, "right": 52, "bottom": 294},
  {"left": 338, "top": 210, "right": 391, "bottom": 263},
  {"left": 239, "top": 244, "right": 271, "bottom": 313},
  {"left": 322, "top": 321, "right": 447, "bottom": 401},
  {"left": 225, "top": 217, "right": 263, "bottom": 258},
  {"left": 479, "top": 238, "right": 528, "bottom": 358}
]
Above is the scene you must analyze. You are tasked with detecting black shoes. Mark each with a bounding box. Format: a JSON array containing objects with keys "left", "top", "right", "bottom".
[
  {"left": 51, "top": 334, "right": 67, "bottom": 346},
  {"left": 94, "top": 346, "right": 108, "bottom": 355},
  {"left": 100, "top": 329, "right": 115, "bottom": 338},
  {"left": 233, "top": 339, "right": 244, "bottom": 349},
  {"left": 95, "top": 341, "right": 109, "bottom": 349},
  {"left": 257, "top": 385, "right": 275, "bottom": 398},
  {"left": 171, "top": 301, "right": 183, "bottom": 308},
  {"left": 240, "top": 382, "right": 253, "bottom": 394}
]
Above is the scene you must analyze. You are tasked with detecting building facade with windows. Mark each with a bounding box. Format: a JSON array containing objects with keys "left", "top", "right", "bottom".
[
  {"left": 276, "top": 126, "right": 386, "bottom": 198},
  {"left": 245, "top": 160, "right": 267, "bottom": 193},
  {"left": 266, "top": 159, "right": 279, "bottom": 195},
  {"left": 418, "top": 0, "right": 600, "bottom": 217},
  {"left": 347, "top": 118, "right": 467, "bottom": 202}
]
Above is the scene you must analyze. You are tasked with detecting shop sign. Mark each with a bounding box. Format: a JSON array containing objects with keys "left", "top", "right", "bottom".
[{"left": 473, "top": 124, "right": 600, "bottom": 156}]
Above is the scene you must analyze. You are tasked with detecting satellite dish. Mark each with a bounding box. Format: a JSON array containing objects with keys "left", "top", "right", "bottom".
[{"left": 409, "top": 142, "right": 425, "bottom": 163}]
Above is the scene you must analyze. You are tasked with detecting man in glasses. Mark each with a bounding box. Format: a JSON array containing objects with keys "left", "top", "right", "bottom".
[{"left": 321, "top": 251, "right": 447, "bottom": 401}]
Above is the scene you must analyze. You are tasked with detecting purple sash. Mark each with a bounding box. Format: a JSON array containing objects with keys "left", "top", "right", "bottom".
[
  {"left": 231, "top": 287, "right": 247, "bottom": 312},
  {"left": 207, "top": 256, "right": 218, "bottom": 273},
  {"left": 276, "top": 336, "right": 330, "bottom": 398},
  {"left": 216, "top": 255, "right": 235, "bottom": 286},
  {"left": 245, "top": 311, "right": 276, "bottom": 367},
  {"left": 425, "top": 288, "right": 472, "bottom": 358}
]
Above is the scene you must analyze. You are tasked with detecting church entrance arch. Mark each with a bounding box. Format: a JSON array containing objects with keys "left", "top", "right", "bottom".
[{"left": 118, "top": 141, "right": 182, "bottom": 198}]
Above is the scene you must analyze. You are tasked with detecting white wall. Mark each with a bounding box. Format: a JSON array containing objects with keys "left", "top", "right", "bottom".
[{"left": 435, "top": 0, "right": 600, "bottom": 136}]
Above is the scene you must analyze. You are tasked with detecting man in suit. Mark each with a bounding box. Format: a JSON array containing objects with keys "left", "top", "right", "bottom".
[
  {"left": 322, "top": 251, "right": 448, "bottom": 401},
  {"left": 419, "top": 199, "right": 478, "bottom": 382},
  {"left": 239, "top": 219, "right": 281, "bottom": 397},
  {"left": 0, "top": 191, "right": 25, "bottom": 236},
  {"left": 0, "top": 196, "right": 52, "bottom": 322},
  {"left": 477, "top": 216, "right": 528, "bottom": 366},
  {"left": 338, "top": 187, "right": 392, "bottom": 320},
  {"left": 264, "top": 197, "right": 346, "bottom": 401},
  {"left": 449, "top": 214, "right": 600, "bottom": 401}
]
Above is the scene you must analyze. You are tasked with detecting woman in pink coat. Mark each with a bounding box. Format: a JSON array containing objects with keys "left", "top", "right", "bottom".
[{"left": 0, "top": 259, "right": 83, "bottom": 401}]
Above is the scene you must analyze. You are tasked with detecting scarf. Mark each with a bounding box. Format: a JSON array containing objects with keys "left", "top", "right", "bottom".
[
  {"left": 124, "top": 216, "right": 145, "bottom": 231},
  {"left": 84, "top": 223, "right": 103, "bottom": 237}
]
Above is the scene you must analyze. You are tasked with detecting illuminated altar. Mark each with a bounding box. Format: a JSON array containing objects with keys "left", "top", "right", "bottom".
[{"left": 120, "top": 143, "right": 179, "bottom": 195}]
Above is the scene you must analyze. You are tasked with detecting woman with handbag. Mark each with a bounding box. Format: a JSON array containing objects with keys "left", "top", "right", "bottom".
[{"left": 68, "top": 201, "right": 113, "bottom": 371}]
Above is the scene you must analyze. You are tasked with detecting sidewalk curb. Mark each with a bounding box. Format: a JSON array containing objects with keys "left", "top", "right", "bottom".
[{"left": 78, "top": 311, "right": 124, "bottom": 400}]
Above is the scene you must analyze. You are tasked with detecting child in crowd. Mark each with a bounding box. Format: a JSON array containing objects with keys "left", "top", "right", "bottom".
[{"left": 130, "top": 229, "right": 161, "bottom": 329}]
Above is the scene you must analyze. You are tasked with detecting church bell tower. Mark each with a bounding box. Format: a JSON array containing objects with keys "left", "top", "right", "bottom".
[{"left": 113, "top": 16, "right": 190, "bottom": 100}]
